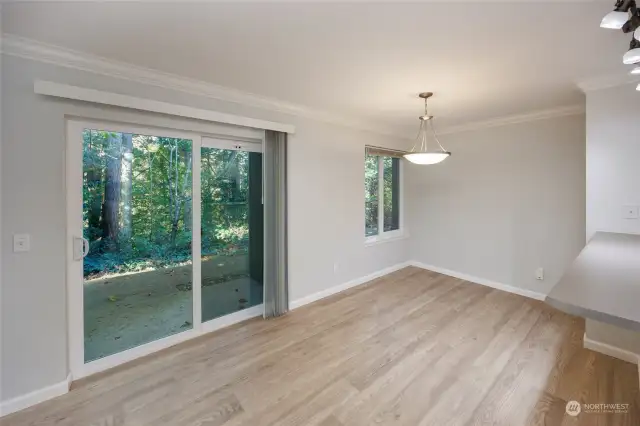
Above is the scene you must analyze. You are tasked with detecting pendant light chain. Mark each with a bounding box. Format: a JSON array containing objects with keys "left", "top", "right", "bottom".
[
  {"left": 409, "top": 95, "right": 446, "bottom": 154},
  {"left": 429, "top": 120, "right": 447, "bottom": 152},
  {"left": 403, "top": 92, "right": 452, "bottom": 165}
]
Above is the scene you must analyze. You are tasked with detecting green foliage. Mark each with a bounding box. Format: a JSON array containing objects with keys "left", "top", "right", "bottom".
[
  {"left": 364, "top": 154, "right": 399, "bottom": 236},
  {"left": 364, "top": 154, "right": 379, "bottom": 236},
  {"left": 82, "top": 130, "right": 251, "bottom": 279},
  {"left": 382, "top": 157, "right": 400, "bottom": 231},
  {"left": 214, "top": 224, "right": 249, "bottom": 244}
]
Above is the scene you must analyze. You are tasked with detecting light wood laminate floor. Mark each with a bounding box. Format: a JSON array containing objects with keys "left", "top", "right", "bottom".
[{"left": 4, "top": 267, "right": 639, "bottom": 426}]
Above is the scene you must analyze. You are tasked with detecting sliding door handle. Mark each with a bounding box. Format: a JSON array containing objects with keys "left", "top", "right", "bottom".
[
  {"left": 73, "top": 237, "right": 90, "bottom": 261},
  {"left": 82, "top": 238, "right": 90, "bottom": 258}
]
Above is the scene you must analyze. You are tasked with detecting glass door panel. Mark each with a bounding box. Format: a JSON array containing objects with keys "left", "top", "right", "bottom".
[
  {"left": 82, "top": 129, "right": 193, "bottom": 362},
  {"left": 200, "top": 145, "right": 263, "bottom": 322}
]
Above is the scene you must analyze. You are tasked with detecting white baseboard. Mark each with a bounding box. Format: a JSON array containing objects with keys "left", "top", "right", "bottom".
[
  {"left": 290, "top": 261, "right": 411, "bottom": 310},
  {"left": 0, "top": 374, "right": 71, "bottom": 418},
  {"left": 583, "top": 333, "right": 640, "bottom": 364},
  {"left": 409, "top": 261, "right": 547, "bottom": 301}
]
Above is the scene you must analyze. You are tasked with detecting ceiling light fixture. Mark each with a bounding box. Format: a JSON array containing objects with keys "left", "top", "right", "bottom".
[
  {"left": 602, "top": 11, "right": 631, "bottom": 29},
  {"left": 601, "top": 0, "right": 635, "bottom": 29},
  {"left": 623, "top": 12, "right": 640, "bottom": 32},
  {"left": 601, "top": 1, "right": 640, "bottom": 91},
  {"left": 404, "top": 92, "right": 451, "bottom": 165},
  {"left": 623, "top": 38, "right": 640, "bottom": 64}
]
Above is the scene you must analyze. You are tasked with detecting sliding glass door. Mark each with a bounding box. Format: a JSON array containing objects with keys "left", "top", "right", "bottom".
[
  {"left": 81, "top": 128, "right": 194, "bottom": 362},
  {"left": 200, "top": 138, "right": 263, "bottom": 323},
  {"left": 68, "top": 121, "right": 264, "bottom": 377}
]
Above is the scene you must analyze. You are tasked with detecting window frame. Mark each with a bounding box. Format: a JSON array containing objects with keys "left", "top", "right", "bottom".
[{"left": 364, "top": 154, "right": 405, "bottom": 245}]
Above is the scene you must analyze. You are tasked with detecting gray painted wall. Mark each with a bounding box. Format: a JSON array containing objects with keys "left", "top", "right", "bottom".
[
  {"left": 406, "top": 115, "right": 587, "bottom": 295},
  {"left": 0, "top": 51, "right": 595, "bottom": 406},
  {"left": 586, "top": 320, "right": 640, "bottom": 356},
  {"left": 0, "top": 54, "right": 410, "bottom": 402},
  {"left": 584, "top": 82, "right": 640, "bottom": 356},
  {"left": 586, "top": 83, "right": 640, "bottom": 239}
]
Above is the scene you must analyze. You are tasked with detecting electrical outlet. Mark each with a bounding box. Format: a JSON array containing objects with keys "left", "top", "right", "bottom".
[
  {"left": 13, "top": 234, "right": 30, "bottom": 252},
  {"left": 535, "top": 267, "right": 544, "bottom": 281},
  {"left": 333, "top": 262, "right": 339, "bottom": 273},
  {"left": 623, "top": 205, "right": 639, "bottom": 219}
]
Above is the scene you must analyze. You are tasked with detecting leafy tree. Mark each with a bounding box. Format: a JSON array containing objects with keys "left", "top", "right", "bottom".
[
  {"left": 82, "top": 130, "right": 252, "bottom": 279},
  {"left": 364, "top": 154, "right": 379, "bottom": 236}
]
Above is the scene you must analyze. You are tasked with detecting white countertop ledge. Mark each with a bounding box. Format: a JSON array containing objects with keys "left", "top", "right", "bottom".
[{"left": 546, "top": 231, "right": 640, "bottom": 332}]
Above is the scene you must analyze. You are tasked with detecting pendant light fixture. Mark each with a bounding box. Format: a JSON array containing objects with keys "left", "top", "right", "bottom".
[
  {"left": 601, "top": 0, "right": 636, "bottom": 29},
  {"left": 623, "top": 38, "right": 640, "bottom": 64},
  {"left": 403, "top": 92, "right": 451, "bottom": 165},
  {"left": 601, "top": 0, "right": 640, "bottom": 86},
  {"left": 602, "top": 10, "right": 631, "bottom": 29}
]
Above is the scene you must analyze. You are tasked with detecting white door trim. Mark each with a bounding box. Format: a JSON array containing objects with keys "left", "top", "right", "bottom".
[
  {"left": 66, "top": 119, "right": 84, "bottom": 379},
  {"left": 66, "top": 119, "right": 205, "bottom": 380}
]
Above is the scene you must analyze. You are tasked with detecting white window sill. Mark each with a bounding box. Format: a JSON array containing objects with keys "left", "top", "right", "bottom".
[{"left": 364, "top": 231, "right": 408, "bottom": 247}]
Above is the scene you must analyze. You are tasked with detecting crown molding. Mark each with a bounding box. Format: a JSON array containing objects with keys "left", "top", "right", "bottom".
[
  {"left": 438, "top": 104, "right": 585, "bottom": 135},
  {"left": 0, "top": 33, "right": 399, "bottom": 137},
  {"left": 1, "top": 33, "right": 586, "bottom": 139},
  {"left": 576, "top": 71, "right": 640, "bottom": 93}
]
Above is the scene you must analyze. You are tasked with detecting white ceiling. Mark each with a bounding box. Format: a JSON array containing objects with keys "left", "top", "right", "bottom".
[{"left": 2, "top": 1, "right": 635, "bottom": 134}]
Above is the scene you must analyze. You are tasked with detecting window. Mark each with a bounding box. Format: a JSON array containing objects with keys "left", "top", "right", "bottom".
[
  {"left": 365, "top": 147, "right": 402, "bottom": 242},
  {"left": 365, "top": 154, "right": 380, "bottom": 237}
]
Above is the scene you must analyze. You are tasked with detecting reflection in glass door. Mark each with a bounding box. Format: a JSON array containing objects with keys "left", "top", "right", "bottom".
[
  {"left": 81, "top": 128, "right": 193, "bottom": 362},
  {"left": 200, "top": 140, "right": 263, "bottom": 322}
]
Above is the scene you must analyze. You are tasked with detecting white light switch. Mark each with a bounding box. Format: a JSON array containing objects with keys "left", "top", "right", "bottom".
[
  {"left": 13, "top": 234, "right": 30, "bottom": 252},
  {"left": 535, "top": 267, "right": 544, "bottom": 281},
  {"left": 623, "top": 205, "right": 639, "bottom": 219}
]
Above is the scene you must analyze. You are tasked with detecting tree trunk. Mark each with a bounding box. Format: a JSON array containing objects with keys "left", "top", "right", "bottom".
[
  {"left": 230, "top": 151, "right": 240, "bottom": 201},
  {"left": 120, "top": 133, "right": 133, "bottom": 251},
  {"left": 204, "top": 151, "right": 214, "bottom": 234},
  {"left": 183, "top": 143, "right": 193, "bottom": 233},
  {"left": 170, "top": 145, "right": 192, "bottom": 245},
  {"left": 147, "top": 140, "right": 156, "bottom": 240},
  {"left": 183, "top": 199, "right": 192, "bottom": 233},
  {"left": 86, "top": 174, "right": 103, "bottom": 241},
  {"left": 101, "top": 132, "right": 122, "bottom": 251},
  {"left": 85, "top": 131, "right": 103, "bottom": 242}
]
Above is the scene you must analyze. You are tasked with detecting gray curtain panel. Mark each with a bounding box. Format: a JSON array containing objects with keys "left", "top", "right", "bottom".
[{"left": 263, "top": 130, "right": 289, "bottom": 318}]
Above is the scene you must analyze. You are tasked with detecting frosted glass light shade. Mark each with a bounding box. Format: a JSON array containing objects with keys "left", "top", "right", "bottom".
[
  {"left": 404, "top": 152, "right": 451, "bottom": 165},
  {"left": 623, "top": 47, "right": 640, "bottom": 65},
  {"left": 631, "top": 66, "right": 640, "bottom": 75},
  {"left": 601, "top": 11, "right": 629, "bottom": 29}
]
